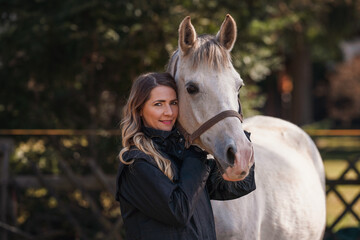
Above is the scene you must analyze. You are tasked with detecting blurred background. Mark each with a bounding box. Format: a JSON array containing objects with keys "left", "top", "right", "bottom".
[{"left": 0, "top": 0, "right": 359, "bottom": 239}]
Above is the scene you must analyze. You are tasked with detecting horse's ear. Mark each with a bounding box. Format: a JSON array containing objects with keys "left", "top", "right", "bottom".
[
  {"left": 216, "top": 14, "right": 237, "bottom": 51},
  {"left": 178, "top": 16, "right": 197, "bottom": 55}
]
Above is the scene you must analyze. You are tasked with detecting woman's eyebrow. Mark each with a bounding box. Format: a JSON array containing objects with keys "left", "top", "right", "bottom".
[
  {"left": 152, "top": 99, "right": 166, "bottom": 103},
  {"left": 152, "top": 98, "right": 178, "bottom": 103}
]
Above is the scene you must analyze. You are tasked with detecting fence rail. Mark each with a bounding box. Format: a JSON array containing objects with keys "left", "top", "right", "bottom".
[
  {"left": 0, "top": 129, "right": 122, "bottom": 136},
  {"left": 305, "top": 129, "right": 360, "bottom": 136},
  {"left": 0, "top": 129, "right": 359, "bottom": 239},
  {"left": 1, "top": 128, "right": 359, "bottom": 136}
]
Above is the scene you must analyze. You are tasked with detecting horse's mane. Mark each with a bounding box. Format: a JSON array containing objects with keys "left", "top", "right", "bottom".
[{"left": 166, "top": 34, "right": 231, "bottom": 75}]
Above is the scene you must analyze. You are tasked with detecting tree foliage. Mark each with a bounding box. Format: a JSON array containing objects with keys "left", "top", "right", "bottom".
[{"left": 1, "top": 0, "right": 359, "bottom": 129}]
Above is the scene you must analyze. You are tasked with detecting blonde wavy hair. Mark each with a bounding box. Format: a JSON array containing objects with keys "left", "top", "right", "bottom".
[{"left": 119, "top": 72, "right": 177, "bottom": 180}]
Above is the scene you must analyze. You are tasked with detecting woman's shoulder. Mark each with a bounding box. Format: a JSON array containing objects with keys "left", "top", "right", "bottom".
[
  {"left": 116, "top": 148, "right": 157, "bottom": 184},
  {"left": 121, "top": 146, "right": 157, "bottom": 167},
  {"left": 123, "top": 147, "right": 149, "bottom": 161},
  {"left": 121, "top": 147, "right": 150, "bottom": 162},
  {"left": 116, "top": 148, "right": 157, "bottom": 201}
]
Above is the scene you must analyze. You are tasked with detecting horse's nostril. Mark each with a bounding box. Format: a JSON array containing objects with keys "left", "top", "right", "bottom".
[{"left": 226, "top": 146, "right": 236, "bottom": 165}]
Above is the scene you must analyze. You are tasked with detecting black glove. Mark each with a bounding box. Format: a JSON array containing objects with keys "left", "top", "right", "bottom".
[
  {"left": 183, "top": 145, "right": 208, "bottom": 163},
  {"left": 244, "top": 130, "right": 251, "bottom": 142}
]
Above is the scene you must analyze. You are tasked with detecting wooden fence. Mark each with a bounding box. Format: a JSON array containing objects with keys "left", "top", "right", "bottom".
[
  {"left": 0, "top": 129, "right": 359, "bottom": 239},
  {"left": 0, "top": 130, "right": 123, "bottom": 240},
  {"left": 307, "top": 129, "right": 360, "bottom": 238}
]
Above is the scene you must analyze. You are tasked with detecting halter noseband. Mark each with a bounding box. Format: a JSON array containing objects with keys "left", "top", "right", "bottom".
[
  {"left": 177, "top": 110, "right": 243, "bottom": 148},
  {"left": 171, "top": 55, "right": 244, "bottom": 148}
]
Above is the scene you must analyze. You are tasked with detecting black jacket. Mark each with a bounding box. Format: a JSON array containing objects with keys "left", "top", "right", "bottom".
[{"left": 115, "top": 127, "right": 256, "bottom": 240}]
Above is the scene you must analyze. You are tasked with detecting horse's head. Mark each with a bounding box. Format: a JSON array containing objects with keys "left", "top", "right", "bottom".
[{"left": 167, "top": 14, "right": 254, "bottom": 181}]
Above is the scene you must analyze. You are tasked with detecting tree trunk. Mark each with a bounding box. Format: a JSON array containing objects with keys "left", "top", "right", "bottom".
[{"left": 289, "top": 32, "right": 313, "bottom": 126}]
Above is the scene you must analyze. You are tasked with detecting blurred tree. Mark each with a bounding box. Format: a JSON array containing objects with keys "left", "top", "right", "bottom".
[
  {"left": 232, "top": 0, "right": 360, "bottom": 125},
  {"left": 1, "top": 0, "right": 360, "bottom": 129},
  {"left": 328, "top": 56, "right": 360, "bottom": 127},
  {"left": 0, "top": 0, "right": 179, "bottom": 130}
]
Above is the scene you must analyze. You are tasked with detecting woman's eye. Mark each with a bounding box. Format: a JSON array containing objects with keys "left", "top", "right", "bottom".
[
  {"left": 171, "top": 101, "right": 178, "bottom": 105},
  {"left": 154, "top": 103, "right": 162, "bottom": 106},
  {"left": 186, "top": 83, "right": 199, "bottom": 94}
]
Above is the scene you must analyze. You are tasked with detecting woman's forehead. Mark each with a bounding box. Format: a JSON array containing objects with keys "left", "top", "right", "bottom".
[{"left": 149, "top": 86, "right": 177, "bottom": 100}]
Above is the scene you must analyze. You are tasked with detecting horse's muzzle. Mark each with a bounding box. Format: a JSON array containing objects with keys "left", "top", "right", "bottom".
[{"left": 221, "top": 144, "right": 254, "bottom": 181}]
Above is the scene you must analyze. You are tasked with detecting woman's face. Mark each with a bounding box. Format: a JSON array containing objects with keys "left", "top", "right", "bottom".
[{"left": 141, "top": 85, "right": 178, "bottom": 131}]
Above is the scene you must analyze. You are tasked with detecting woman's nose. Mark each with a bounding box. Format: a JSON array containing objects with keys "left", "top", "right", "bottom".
[{"left": 163, "top": 104, "right": 173, "bottom": 116}]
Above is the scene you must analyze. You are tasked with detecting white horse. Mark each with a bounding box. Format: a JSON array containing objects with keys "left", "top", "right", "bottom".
[{"left": 167, "top": 15, "right": 326, "bottom": 240}]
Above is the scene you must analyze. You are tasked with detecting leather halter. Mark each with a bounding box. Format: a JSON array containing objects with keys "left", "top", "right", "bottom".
[
  {"left": 177, "top": 110, "right": 243, "bottom": 148},
  {"left": 171, "top": 55, "right": 244, "bottom": 148}
]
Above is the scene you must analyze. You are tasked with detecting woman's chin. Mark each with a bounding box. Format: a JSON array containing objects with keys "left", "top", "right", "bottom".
[{"left": 157, "top": 124, "right": 174, "bottom": 131}]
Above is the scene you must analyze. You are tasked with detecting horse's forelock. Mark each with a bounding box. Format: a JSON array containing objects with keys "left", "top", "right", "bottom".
[
  {"left": 167, "top": 35, "right": 231, "bottom": 76},
  {"left": 190, "top": 35, "right": 231, "bottom": 70}
]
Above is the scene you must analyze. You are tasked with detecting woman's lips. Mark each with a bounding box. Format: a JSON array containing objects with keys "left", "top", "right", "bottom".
[{"left": 160, "top": 120, "right": 173, "bottom": 125}]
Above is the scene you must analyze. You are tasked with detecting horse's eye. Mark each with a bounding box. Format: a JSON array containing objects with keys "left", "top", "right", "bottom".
[{"left": 186, "top": 83, "right": 199, "bottom": 94}]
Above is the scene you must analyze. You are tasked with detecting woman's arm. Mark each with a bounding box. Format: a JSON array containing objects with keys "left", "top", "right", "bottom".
[
  {"left": 118, "top": 149, "right": 210, "bottom": 227},
  {"left": 206, "top": 162, "right": 256, "bottom": 200}
]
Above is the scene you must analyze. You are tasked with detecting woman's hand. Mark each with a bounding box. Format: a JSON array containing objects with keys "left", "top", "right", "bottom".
[{"left": 183, "top": 145, "right": 208, "bottom": 162}]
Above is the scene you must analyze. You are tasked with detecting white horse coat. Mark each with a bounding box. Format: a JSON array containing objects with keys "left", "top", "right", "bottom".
[
  {"left": 212, "top": 116, "right": 326, "bottom": 239},
  {"left": 167, "top": 15, "right": 326, "bottom": 240}
]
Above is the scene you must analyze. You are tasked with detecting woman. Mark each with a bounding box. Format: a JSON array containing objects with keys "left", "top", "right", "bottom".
[{"left": 115, "top": 72, "right": 255, "bottom": 240}]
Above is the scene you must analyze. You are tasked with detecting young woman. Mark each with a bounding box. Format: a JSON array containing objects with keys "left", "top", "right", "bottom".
[{"left": 115, "top": 72, "right": 255, "bottom": 240}]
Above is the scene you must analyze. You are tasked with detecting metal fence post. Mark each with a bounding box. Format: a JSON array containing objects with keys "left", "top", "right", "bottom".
[{"left": 0, "top": 138, "right": 14, "bottom": 240}]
